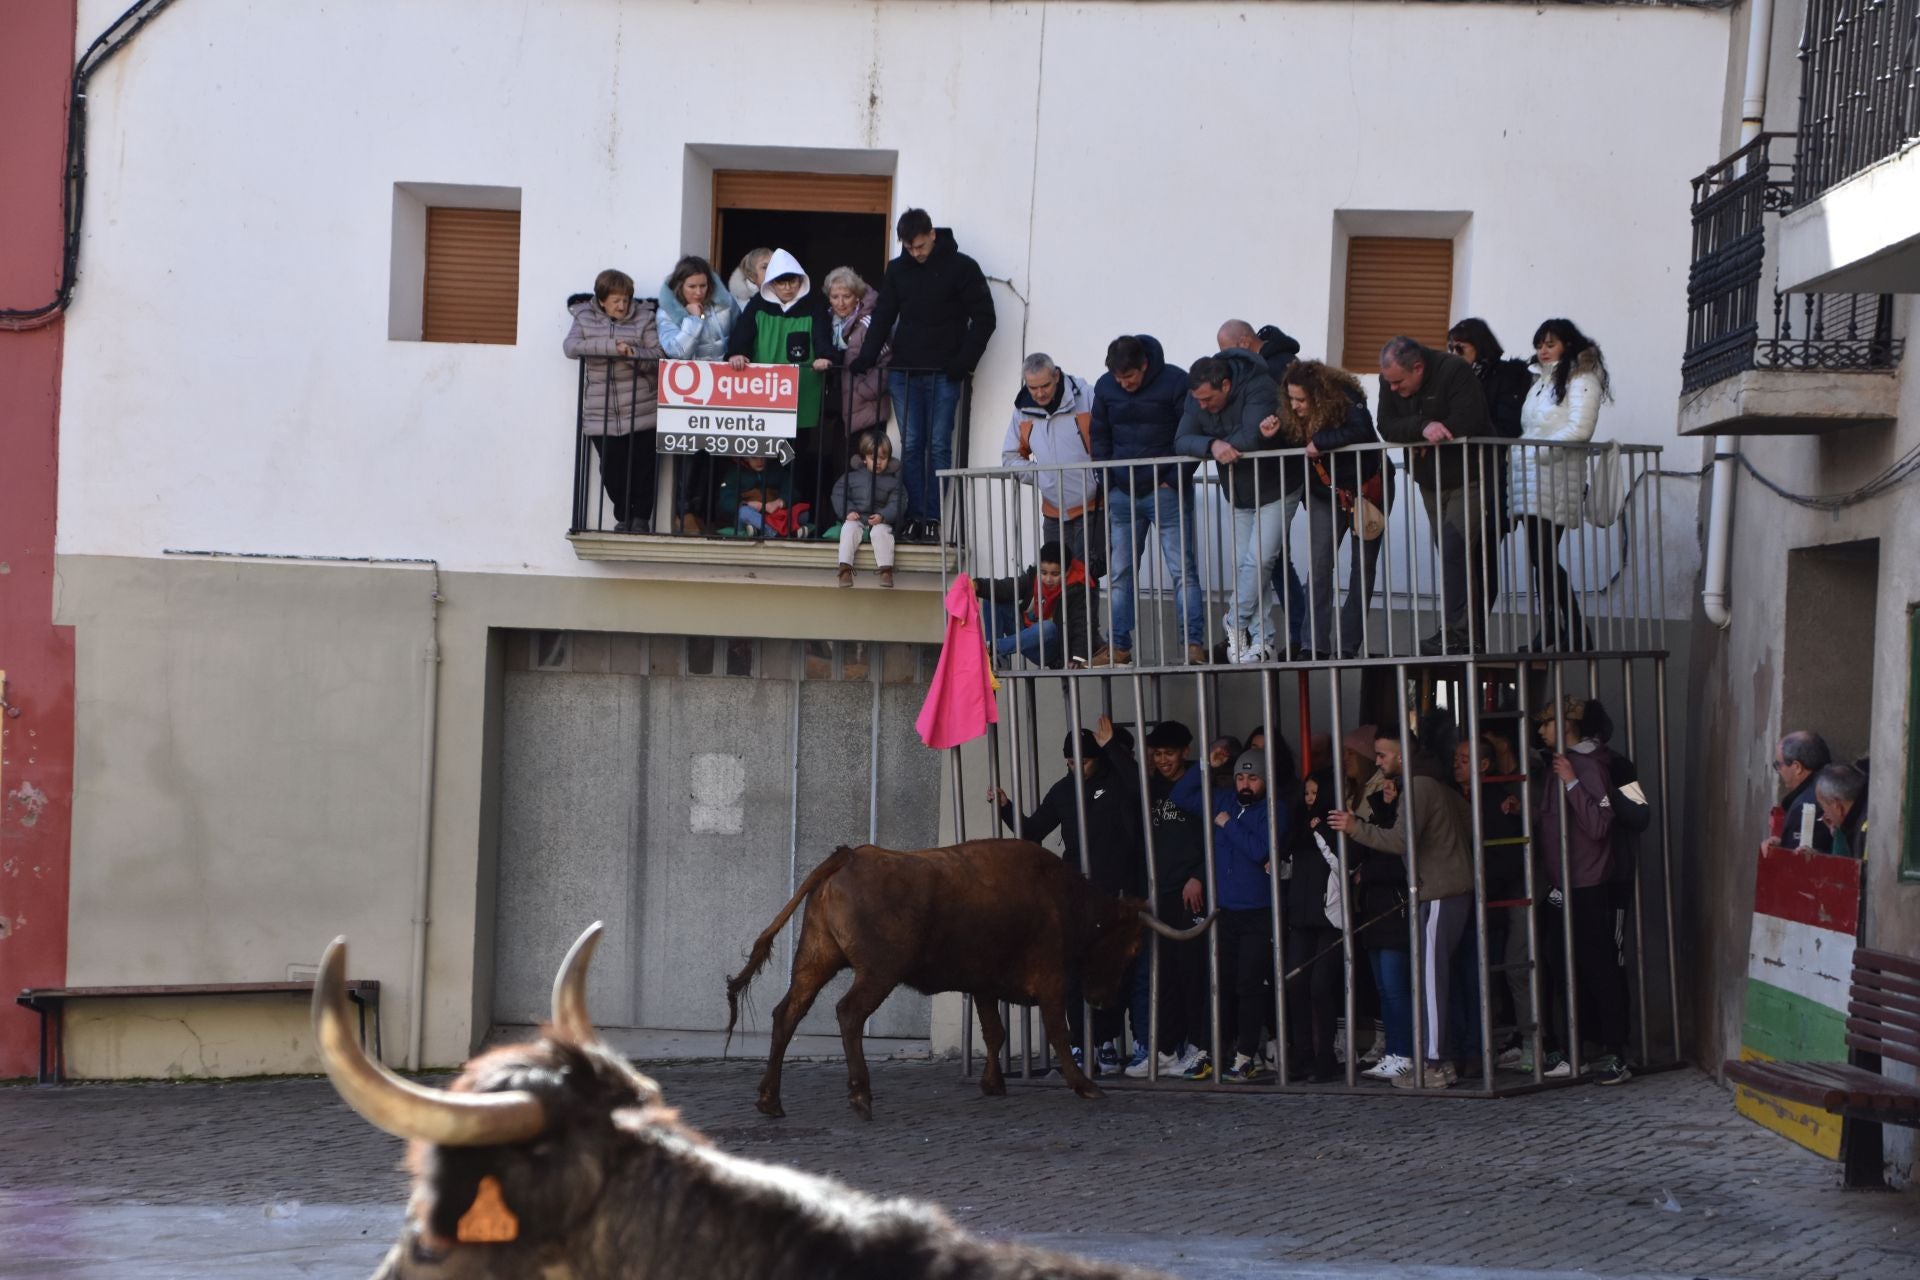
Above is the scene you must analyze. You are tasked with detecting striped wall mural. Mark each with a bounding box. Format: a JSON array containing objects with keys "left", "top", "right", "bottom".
[{"left": 1734, "top": 842, "right": 1863, "bottom": 1159}]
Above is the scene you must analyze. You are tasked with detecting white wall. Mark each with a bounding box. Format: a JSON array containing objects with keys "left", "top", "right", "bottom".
[{"left": 60, "top": 0, "right": 1727, "bottom": 608}]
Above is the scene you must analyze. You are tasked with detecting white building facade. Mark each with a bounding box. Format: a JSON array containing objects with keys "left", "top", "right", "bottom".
[{"left": 47, "top": 0, "right": 1732, "bottom": 1076}]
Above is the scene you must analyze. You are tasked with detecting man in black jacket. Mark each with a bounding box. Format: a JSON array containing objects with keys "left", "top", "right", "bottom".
[
  {"left": 1774, "top": 729, "right": 1833, "bottom": 852},
  {"left": 851, "top": 208, "right": 997, "bottom": 541},
  {"left": 1377, "top": 337, "right": 1496, "bottom": 655},
  {"left": 993, "top": 722, "right": 1147, "bottom": 1064}
]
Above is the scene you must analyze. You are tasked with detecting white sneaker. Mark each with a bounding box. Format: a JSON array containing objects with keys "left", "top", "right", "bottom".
[
  {"left": 1171, "top": 1043, "right": 1203, "bottom": 1076},
  {"left": 1234, "top": 638, "right": 1270, "bottom": 665},
  {"left": 1545, "top": 1056, "right": 1573, "bottom": 1079},
  {"left": 1496, "top": 1044, "right": 1525, "bottom": 1071},
  {"left": 1223, "top": 624, "right": 1248, "bottom": 664},
  {"left": 1362, "top": 1053, "right": 1412, "bottom": 1080}
]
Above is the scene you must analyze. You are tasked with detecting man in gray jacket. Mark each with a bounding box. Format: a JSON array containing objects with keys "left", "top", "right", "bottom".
[
  {"left": 1377, "top": 337, "right": 1495, "bottom": 654},
  {"left": 1176, "top": 352, "right": 1290, "bottom": 663}
]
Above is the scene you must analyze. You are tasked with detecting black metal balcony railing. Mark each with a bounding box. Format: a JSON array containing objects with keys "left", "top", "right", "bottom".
[
  {"left": 1682, "top": 133, "right": 1901, "bottom": 393},
  {"left": 1795, "top": 0, "right": 1920, "bottom": 203},
  {"left": 568, "top": 360, "right": 970, "bottom": 542}
]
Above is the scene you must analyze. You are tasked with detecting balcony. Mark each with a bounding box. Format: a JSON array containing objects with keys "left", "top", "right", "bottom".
[
  {"left": 1679, "top": 134, "right": 1902, "bottom": 436},
  {"left": 1775, "top": 0, "right": 1920, "bottom": 293},
  {"left": 566, "top": 359, "right": 958, "bottom": 581}
]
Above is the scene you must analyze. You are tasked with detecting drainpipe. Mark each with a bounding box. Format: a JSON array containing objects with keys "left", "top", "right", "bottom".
[
  {"left": 1703, "top": 0, "right": 1777, "bottom": 629},
  {"left": 407, "top": 565, "right": 443, "bottom": 1070}
]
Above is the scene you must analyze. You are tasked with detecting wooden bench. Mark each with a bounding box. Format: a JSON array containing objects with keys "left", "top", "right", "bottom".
[
  {"left": 1723, "top": 947, "right": 1920, "bottom": 1188},
  {"left": 15, "top": 979, "right": 380, "bottom": 1084}
]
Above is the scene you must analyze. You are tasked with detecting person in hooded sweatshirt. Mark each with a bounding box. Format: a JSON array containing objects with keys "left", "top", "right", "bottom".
[
  {"left": 1176, "top": 352, "right": 1291, "bottom": 664},
  {"left": 727, "top": 249, "right": 840, "bottom": 523},
  {"left": 1329, "top": 726, "right": 1475, "bottom": 1090},
  {"left": 563, "top": 267, "right": 665, "bottom": 533},
  {"left": 1530, "top": 695, "right": 1631, "bottom": 1086},
  {"left": 1210, "top": 749, "right": 1287, "bottom": 1083},
  {"left": 1001, "top": 352, "right": 1106, "bottom": 585},
  {"left": 849, "top": 208, "right": 998, "bottom": 541},
  {"left": 1091, "top": 334, "right": 1205, "bottom": 667}
]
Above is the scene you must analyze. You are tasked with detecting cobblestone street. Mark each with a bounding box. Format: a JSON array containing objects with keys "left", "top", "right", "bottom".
[{"left": 2, "top": 1058, "right": 1915, "bottom": 1278}]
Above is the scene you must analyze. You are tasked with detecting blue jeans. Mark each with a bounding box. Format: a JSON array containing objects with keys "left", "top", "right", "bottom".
[
  {"left": 1367, "top": 947, "right": 1414, "bottom": 1059},
  {"left": 1229, "top": 498, "right": 1296, "bottom": 650},
  {"left": 1108, "top": 483, "right": 1204, "bottom": 652},
  {"left": 989, "top": 604, "right": 1060, "bottom": 667},
  {"left": 891, "top": 370, "right": 964, "bottom": 526}
]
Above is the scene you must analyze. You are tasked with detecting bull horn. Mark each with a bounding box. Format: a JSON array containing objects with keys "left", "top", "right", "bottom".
[
  {"left": 312, "top": 937, "right": 546, "bottom": 1147},
  {"left": 1138, "top": 909, "right": 1218, "bottom": 942},
  {"left": 550, "top": 921, "right": 604, "bottom": 1044}
]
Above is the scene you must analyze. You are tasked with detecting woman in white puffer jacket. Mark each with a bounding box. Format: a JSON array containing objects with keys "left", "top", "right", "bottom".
[{"left": 1508, "top": 319, "right": 1611, "bottom": 650}]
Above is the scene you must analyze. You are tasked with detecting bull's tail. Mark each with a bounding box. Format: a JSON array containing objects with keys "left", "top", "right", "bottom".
[{"left": 724, "top": 845, "right": 858, "bottom": 1049}]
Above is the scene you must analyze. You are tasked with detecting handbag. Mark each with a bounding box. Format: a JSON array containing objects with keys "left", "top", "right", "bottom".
[
  {"left": 1314, "top": 461, "right": 1387, "bottom": 541},
  {"left": 1583, "top": 442, "right": 1626, "bottom": 527},
  {"left": 1316, "top": 830, "right": 1346, "bottom": 930}
]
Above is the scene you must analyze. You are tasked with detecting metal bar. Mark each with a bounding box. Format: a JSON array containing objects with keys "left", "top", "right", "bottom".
[
  {"left": 1395, "top": 665, "right": 1428, "bottom": 1076},
  {"left": 1623, "top": 658, "right": 1651, "bottom": 1065},
  {"left": 1065, "top": 677, "right": 1095, "bottom": 1069},
  {"left": 1130, "top": 671, "right": 1160, "bottom": 1081},
  {"left": 1466, "top": 660, "right": 1495, "bottom": 1086},
  {"left": 1195, "top": 669, "right": 1224, "bottom": 1079},
  {"left": 1551, "top": 663, "right": 1581, "bottom": 1075},
  {"left": 1655, "top": 656, "right": 1682, "bottom": 1061},
  {"left": 1262, "top": 670, "right": 1287, "bottom": 1083},
  {"left": 1516, "top": 668, "right": 1544, "bottom": 1084},
  {"left": 1327, "top": 666, "right": 1359, "bottom": 1086}
]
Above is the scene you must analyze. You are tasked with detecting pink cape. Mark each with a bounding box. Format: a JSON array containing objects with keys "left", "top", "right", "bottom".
[{"left": 916, "top": 574, "right": 999, "bottom": 749}]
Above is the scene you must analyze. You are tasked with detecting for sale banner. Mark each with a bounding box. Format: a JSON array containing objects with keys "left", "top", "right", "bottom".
[{"left": 656, "top": 360, "right": 798, "bottom": 459}]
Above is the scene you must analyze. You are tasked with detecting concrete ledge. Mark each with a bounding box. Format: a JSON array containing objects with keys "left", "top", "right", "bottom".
[
  {"left": 1677, "top": 368, "right": 1900, "bottom": 436},
  {"left": 571, "top": 532, "right": 955, "bottom": 576},
  {"left": 1779, "top": 144, "right": 1920, "bottom": 294}
]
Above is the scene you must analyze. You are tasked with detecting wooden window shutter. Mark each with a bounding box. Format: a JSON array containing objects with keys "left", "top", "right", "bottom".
[
  {"left": 1340, "top": 236, "right": 1454, "bottom": 372},
  {"left": 422, "top": 207, "right": 521, "bottom": 345},
  {"left": 712, "top": 171, "right": 892, "bottom": 215}
]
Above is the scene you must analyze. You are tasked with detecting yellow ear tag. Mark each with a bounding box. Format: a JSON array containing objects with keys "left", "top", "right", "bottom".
[{"left": 456, "top": 1175, "right": 520, "bottom": 1244}]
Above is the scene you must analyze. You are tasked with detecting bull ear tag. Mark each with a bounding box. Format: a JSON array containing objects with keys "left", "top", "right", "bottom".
[{"left": 456, "top": 1175, "right": 520, "bottom": 1244}]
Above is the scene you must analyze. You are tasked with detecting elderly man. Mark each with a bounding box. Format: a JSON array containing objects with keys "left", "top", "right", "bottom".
[
  {"left": 1815, "top": 763, "right": 1869, "bottom": 858},
  {"left": 1001, "top": 352, "right": 1108, "bottom": 586},
  {"left": 1774, "top": 729, "right": 1833, "bottom": 852},
  {"left": 1376, "top": 336, "right": 1495, "bottom": 655}
]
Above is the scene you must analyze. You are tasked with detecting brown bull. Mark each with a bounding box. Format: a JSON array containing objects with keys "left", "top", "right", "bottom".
[
  {"left": 314, "top": 925, "right": 1172, "bottom": 1280},
  {"left": 724, "top": 838, "right": 1213, "bottom": 1119}
]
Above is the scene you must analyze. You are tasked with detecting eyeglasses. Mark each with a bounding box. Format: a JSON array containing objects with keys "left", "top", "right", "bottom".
[{"left": 1770, "top": 759, "right": 1788, "bottom": 772}]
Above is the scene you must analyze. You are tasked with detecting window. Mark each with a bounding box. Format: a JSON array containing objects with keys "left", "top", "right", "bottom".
[
  {"left": 388, "top": 182, "right": 521, "bottom": 343},
  {"left": 422, "top": 208, "right": 520, "bottom": 344},
  {"left": 1339, "top": 236, "right": 1454, "bottom": 372}
]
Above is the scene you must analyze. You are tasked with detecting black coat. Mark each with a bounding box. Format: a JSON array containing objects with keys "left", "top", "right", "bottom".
[
  {"left": 1781, "top": 774, "right": 1834, "bottom": 853},
  {"left": 1090, "top": 334, "right": 1195, "bottom": 494},
  {"left": 999, "top": 747, "right": 1145, "bottom": 898},
  {"left": 853, "top": 228, "right": 997, "bottom": 377},
  {"left": 1375, "top": 344, "right": 1493, "bottom": 493}
]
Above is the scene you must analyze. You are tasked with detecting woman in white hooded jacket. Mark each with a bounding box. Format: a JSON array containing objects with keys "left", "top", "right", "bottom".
[{"left": 1508, "top": 318, "right": 1610, "bottom": 650}]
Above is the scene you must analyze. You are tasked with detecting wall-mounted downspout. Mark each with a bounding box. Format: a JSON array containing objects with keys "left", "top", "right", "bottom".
[{"left": 1703, "top": 0, "right": 1778, "bottom": 629}]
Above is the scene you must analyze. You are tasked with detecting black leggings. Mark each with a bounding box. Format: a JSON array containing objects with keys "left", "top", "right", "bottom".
[
  {"left": 591, "top": 433, "right": 656, "bottom": 528},
  {"left": 1519, "top": 515, "right": 1582, "bottom": 648},
  {"left": 1284, "top": 925, "right": 1343, "bottom": 1071},
  {"left": 1154, "top": 891, "right": 1211, "bottom": 1055}
]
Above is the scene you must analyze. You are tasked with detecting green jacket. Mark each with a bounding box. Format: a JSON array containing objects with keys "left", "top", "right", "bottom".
[{"left": 724, "top": 249, "right": 840, "bottom": 430}]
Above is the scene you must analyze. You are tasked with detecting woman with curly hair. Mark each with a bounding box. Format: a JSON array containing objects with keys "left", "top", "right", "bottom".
[
  {"left": 1282, "top": 359, "right": 1389, "bottom": 658},
  {"left": 1510, "top": 319, "right": 1611, "bottom": 651}
]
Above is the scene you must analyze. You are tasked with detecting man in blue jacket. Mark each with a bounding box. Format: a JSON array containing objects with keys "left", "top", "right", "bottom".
[
  {"left": 1090, "top": 335, "right": 1205, "bottom": 667},
  {"left": 1212, "top": 749, "right": 1288, "bottom": 1082}
]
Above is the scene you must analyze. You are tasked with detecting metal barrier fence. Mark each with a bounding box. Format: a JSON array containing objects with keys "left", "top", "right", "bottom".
[
  {"left": 942, "top": 440, "right": 1668, "bottom": 667},
  {"left": 936, "top": 441, "right": 1680, "bottom": 1096},
  {"left": 569, "top": 357, "right": 970, "bottom": 541}
]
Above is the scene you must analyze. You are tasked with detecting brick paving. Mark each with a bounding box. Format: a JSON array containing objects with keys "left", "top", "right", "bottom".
[{"left": 3, "top": 1059, "right": 1916, "bottom": 1278}]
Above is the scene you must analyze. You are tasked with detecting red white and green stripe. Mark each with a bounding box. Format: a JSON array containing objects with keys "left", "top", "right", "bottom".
[{"left": 1735, "top": 843, "right": 1861, "bottom": 1159}]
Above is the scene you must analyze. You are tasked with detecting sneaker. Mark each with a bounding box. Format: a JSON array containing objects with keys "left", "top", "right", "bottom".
[
  {"left": 1123, "top": 1044, "right": 1154, "bottom": 1078},
  {"left": 1180, "top": 1051, "right": 1213, "bottom": 1081},
  {"left": 1362, "top": 1053, "right": 1411, "bottom": 1080},
  {"left": 1223, "top": 625, "right": 1248, "bottom": 664},
  {"left": 1223, "top": 1052, "right": 1260, "bottom": 1083},
  {"left": 1418, "top": 627, "right": 1472, "bottom": 657},
  {"left": 1496, "top": 1044, "right": 1526, "bottom": 1071},
  {"left": 1590, "top": 1054, "right": 1632, "bottom": 1086},
  {"left": 1233, "top": 640, "right": 1272, "bottom": 665},
  {"left": 1544, "top": 1053, "right": 1572, "bottom": 1079},
  {"left": 1096, "top": 1042, "right": 1123, "bottom": 1074}
]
